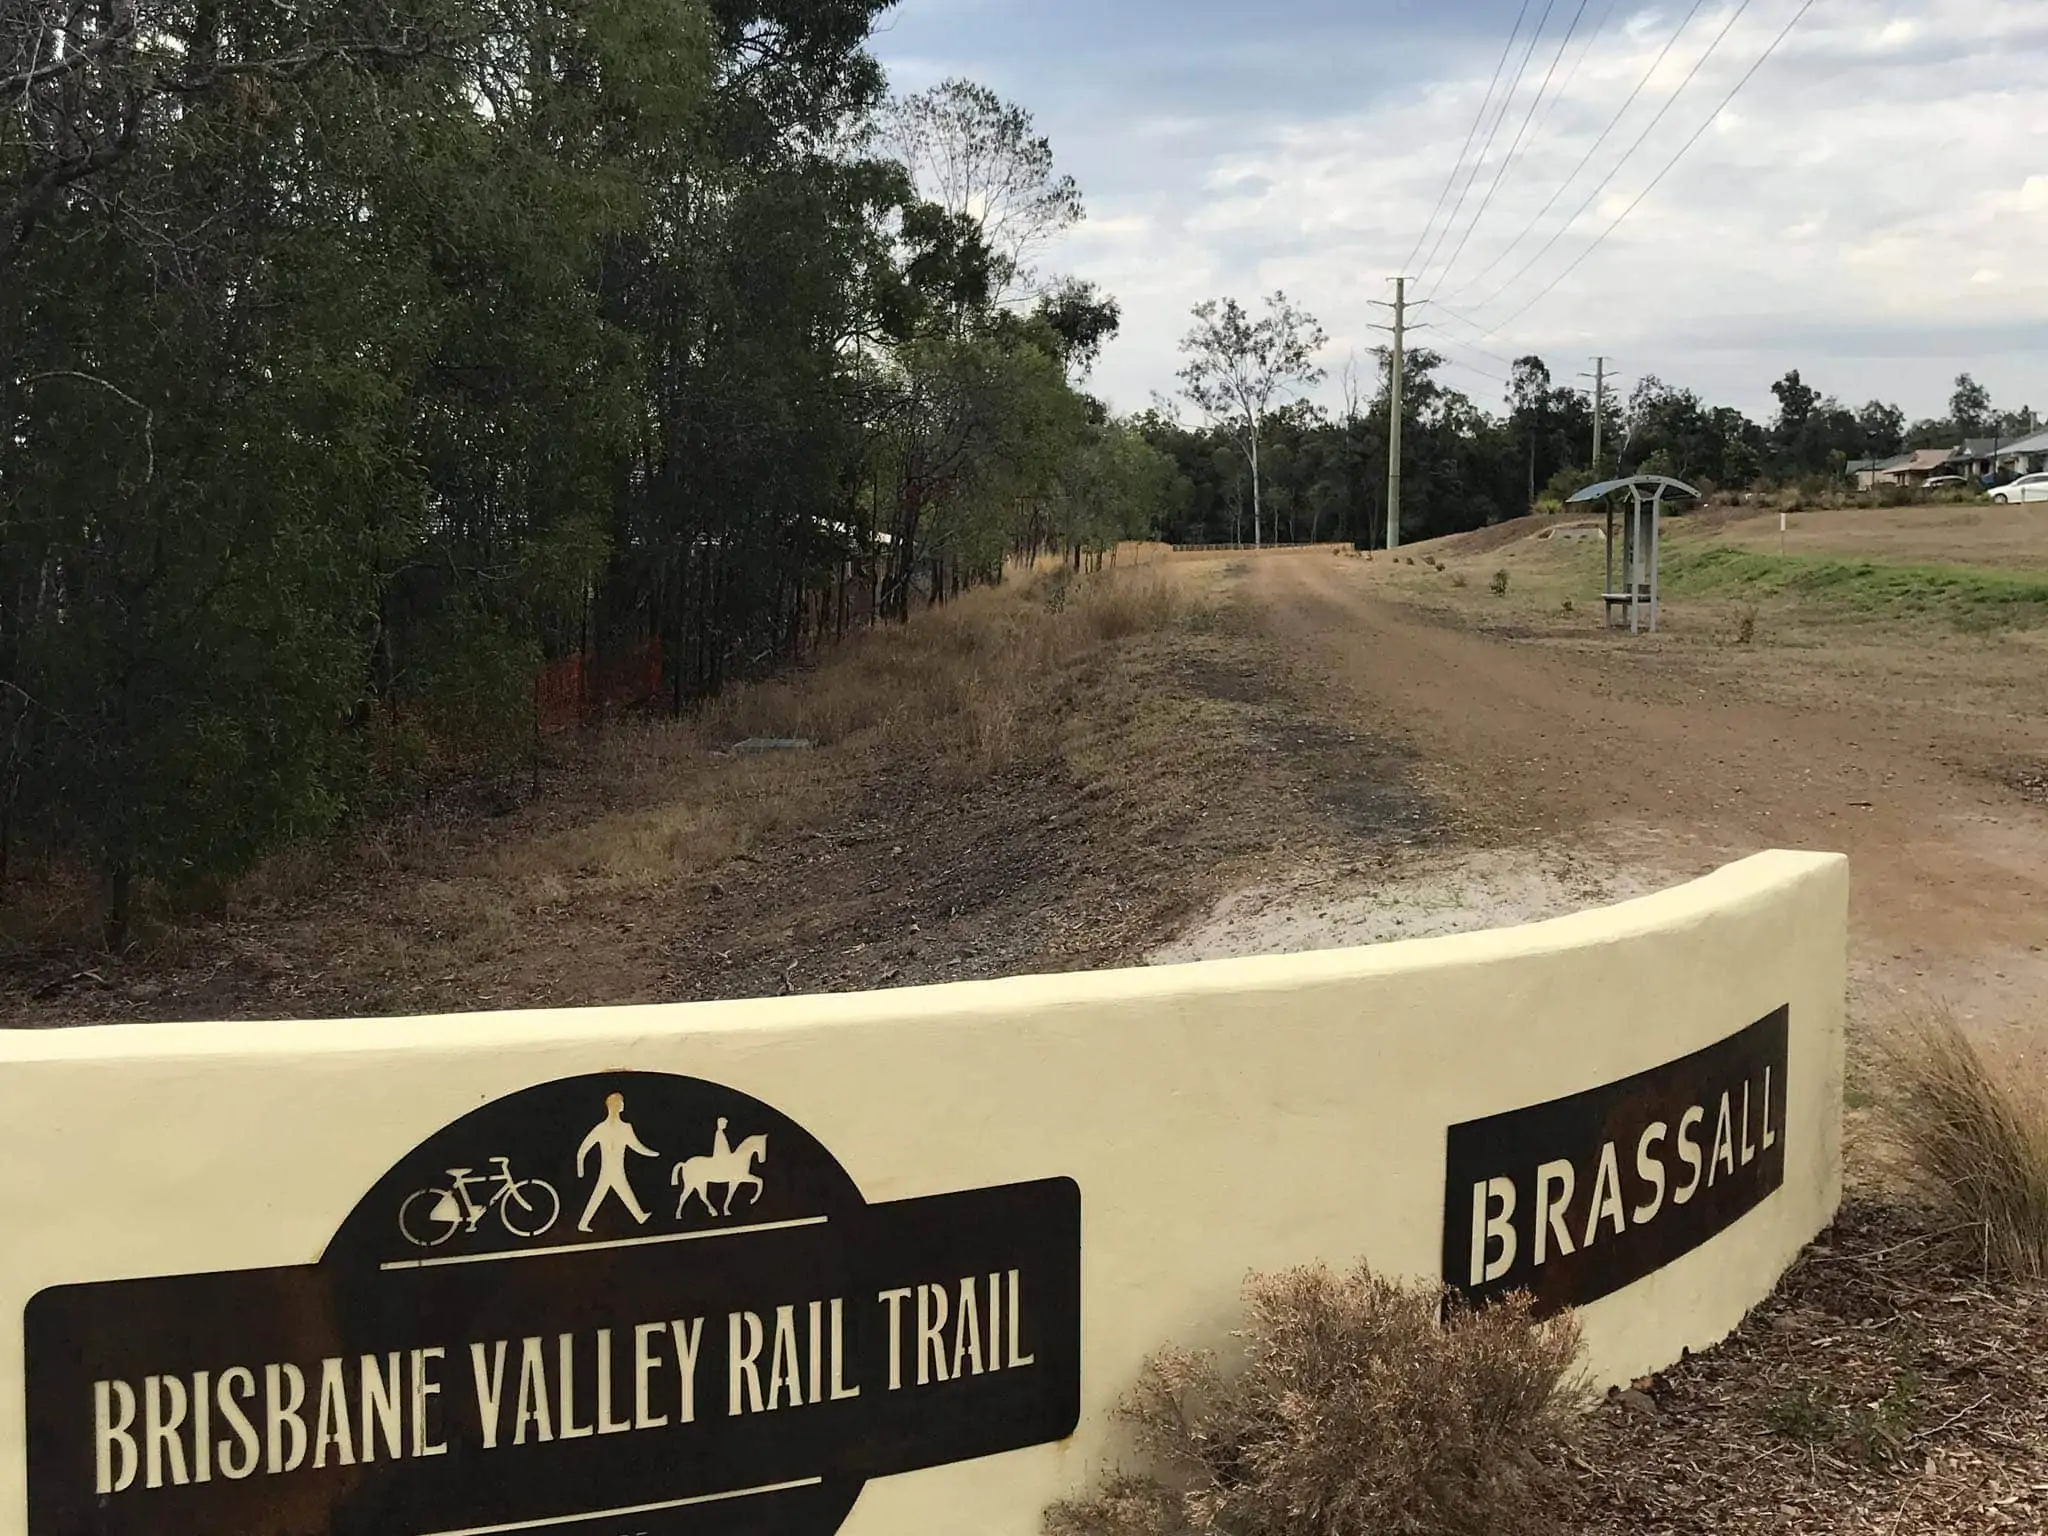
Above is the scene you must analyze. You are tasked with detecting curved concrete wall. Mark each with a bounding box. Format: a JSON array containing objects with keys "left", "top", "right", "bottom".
[{"left": 0, "top": 849, "right": 1846, "bottom": 1536}]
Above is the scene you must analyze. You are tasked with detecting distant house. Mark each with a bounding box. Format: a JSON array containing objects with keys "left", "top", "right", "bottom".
[
  {"left": 1995, "top": 428, "right": 2048, "bottom": 476},
  {"left": 1943, "top": 438, "right": 2010, "bottom": 480},
  {"left": 1854, "top": 448, "right": 1953, "bottom": 488},
  {"left": 1847, "top": 453, "right": 1913, "bottom": 490},
  {"left": 1944, "top": 434, "right": 2048, "bottom": 481}
]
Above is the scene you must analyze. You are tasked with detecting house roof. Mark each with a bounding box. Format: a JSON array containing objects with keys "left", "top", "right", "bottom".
[
  {"left": 1996, "top": 428, "right": 2048, "bottom": 456},
  {"left": 1848, "top": 454, "right": 1913, "bottom": 473},
  {"left": 1900, "top": 448, "right": 1957, "bottom": 472},
  {"left": 1946, "top": 436, "right": 2048, "bottom": 462}
]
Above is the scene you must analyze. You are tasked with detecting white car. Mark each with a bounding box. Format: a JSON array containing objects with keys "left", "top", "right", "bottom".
[{"left": 1990, "top": 472, "right": 2048, "bottom": 504}]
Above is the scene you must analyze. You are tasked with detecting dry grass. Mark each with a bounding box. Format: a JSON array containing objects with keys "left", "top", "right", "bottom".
[
  {"left": 1714, "top": 499, "right": 2048, "bottom": 572},
  {"left": 0, "top": 557, "right": 1201, "bottom": 995},
  {"left": 1873, "top": 1006, "right": 2048, "bottom": 1281},
  {"left": 1045, "top": 1263, "right": 1587, "bottom": 1536},
  {"left": 379, "top": 564, "right": 1200, "bottom": 955},
  {"left": 697, "top": 563, "right": 1192, "bottom": 758}
]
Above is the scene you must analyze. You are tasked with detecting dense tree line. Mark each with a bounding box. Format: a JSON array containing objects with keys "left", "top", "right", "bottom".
[
  {"left": 1, "top": 0, "right": 1167, "bottom": 937},
  {"left": 1150, "top": 301, "right": 2039, "bottom": 549}
]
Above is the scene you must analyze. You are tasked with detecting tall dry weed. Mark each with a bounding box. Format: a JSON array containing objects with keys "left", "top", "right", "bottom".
[
  {"left": 1875, "top": 1006, "right": 2048, "bottom": 1281},
  {"left": 695, "top": 566, "right": 1193, "bottom": 769},
  {"left": 1045, "top": 1263, "right": 1587, "bottom": 1536},
  {"left": 1077, "top": 570, "right": 1185, "bottom": 642}
]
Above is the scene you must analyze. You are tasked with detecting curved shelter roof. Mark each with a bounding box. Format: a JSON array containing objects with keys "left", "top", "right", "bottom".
[{"left": 1567, "top": 475, "right": 1702, "bottom": 504}]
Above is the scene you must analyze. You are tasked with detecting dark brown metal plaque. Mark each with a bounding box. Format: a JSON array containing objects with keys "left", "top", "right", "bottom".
[
  {"left": 1443, "top": 1007, "right": 1789, "bottom": 1316},
  {"left": 26, "top": 1071, "right": 1082, "bottom": 1536}
]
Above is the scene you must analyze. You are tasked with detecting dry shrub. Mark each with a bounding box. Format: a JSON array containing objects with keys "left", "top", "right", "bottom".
[
  {"left": 1045, "top": 1263, "right": 1587, "bottom": 1536},
  {"left": 1489, "top": 569, "right": 1510, "bottom": 597},
  {"left": 1876, "top": 1006, "right": 2048, "bottom": 1281},
  {"left": 615, "top": 565, "right": 1193, "bottom": 793},
  {"left": 1078, "top": 569, "right": 1185, "bottom": 642}
]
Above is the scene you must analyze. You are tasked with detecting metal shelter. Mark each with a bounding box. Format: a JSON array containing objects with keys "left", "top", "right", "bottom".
[{"left": 1566, "top": 475, "right": 1701, "bottom": 634}]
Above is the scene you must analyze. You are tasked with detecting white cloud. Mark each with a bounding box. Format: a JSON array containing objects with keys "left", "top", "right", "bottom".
[{"left": 1009, "top": 0, "right": 2048, "bottom": 420}]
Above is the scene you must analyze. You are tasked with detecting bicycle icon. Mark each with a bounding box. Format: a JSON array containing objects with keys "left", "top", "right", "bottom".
[{"left": 398, "top": 1157, "right": 561, "bottom": 1248}]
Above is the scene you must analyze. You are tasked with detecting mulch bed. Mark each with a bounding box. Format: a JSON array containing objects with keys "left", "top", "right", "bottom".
[{"left": 1567, "top": 1199, "right": 2048, "bottom": 1532}]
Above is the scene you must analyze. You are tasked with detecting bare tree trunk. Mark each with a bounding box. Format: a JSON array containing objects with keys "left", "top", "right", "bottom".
[{"left": 1250, "top": 426, "right": 1262, "bottom": 550}]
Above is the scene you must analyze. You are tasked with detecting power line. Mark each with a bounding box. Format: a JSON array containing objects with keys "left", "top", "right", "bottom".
[
  {"left": 1399, "top": 0, "right": 1535, "bottom": 277},
  {"left": 1456, "top": 0, "right": 1758, "bottom": 322},
  {"left": 1414, "top": 0, "right": 1544, "bottom": 291},
  {"left": 1435, "top": 354, "right": 1516, "bottom": 390},
  {"left": 1427, "top": 336, "right": 1517, "bottom": 385},
  {"left": 1435, "top": 0, "right": 1713, "bottom": 309},
  {"left": 1429, "top": 310, "right": 1528, "bottom": 370},
  {"left": 1425, "top": 0, "right": 1590, "bottom": 301},
  {"left": 1518, "top": 0, "right": 1622, "bottom": 166},
  {"left": 1483, "top": 0, "right": 1817, "bottom": 336}
]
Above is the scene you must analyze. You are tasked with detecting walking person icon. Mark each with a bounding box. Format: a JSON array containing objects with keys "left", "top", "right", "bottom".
[{"left": 576, "top": 1093, "right": 659, "bottom": 1233}]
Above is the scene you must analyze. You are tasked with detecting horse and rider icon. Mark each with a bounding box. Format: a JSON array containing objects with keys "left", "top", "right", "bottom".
[
  {"left": 573, "top": 1093, "right": 769, "bottom": 1232},
  {"left": 672, "top": 1117, "right": 769, "bottom": 1218}
]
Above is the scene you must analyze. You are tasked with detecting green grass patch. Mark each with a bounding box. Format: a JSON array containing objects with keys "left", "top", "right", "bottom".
[{"left": 1665, "top": 543, "right": 2048, "bottom": 629}]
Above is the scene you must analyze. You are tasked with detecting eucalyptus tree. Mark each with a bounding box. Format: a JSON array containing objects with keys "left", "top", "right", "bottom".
[
  {"left": 886, "top": 78, "right": 1082, "bottom": 303},
  {"left": 1175, "top": 291, "right": 1327, "bottom": 549}
]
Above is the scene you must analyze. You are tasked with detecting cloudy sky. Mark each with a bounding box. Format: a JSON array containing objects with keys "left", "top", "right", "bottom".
[{"left": 873, "top": 0, "right": 2048, "bottom": 425}]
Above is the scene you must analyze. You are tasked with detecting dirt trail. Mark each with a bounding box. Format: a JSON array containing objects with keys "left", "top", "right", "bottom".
[{"left": 1228, "top": 552, "right": 2048, "bottom": 1038}]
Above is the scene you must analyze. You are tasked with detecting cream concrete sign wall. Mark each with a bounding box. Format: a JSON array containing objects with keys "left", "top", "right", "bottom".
[{"left": 0, "top": 849, "right": 1847, "bottom": 1536}]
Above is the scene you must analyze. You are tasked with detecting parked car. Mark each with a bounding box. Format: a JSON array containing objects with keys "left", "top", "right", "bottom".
[
  {"left": 1921, "top": 475, "right": 1969, "bottom": 490},
  {"left": 1990, "top": 472, "right": 2048, "bottom": 504}
]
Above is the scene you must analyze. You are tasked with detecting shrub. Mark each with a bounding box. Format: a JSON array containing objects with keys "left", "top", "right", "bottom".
[
  {"left": 1544, "top": 465, "right": 1601, "bottom": 502},
  {"left": 1043, "top": 1263, "right": 1587, "bottom": 1536},
  {"left": 1449, "top": 571, "right": 1469, "bottom": 588},
  {"left": 1490, "top": 569, "right": 1510, "bottom": 597},
  {"left": 1876, "top": 1006, "right": 2048, "bottom": 1281},
  {"left": 1734, "top": 605, "right": 1758, "bottom": 645}
]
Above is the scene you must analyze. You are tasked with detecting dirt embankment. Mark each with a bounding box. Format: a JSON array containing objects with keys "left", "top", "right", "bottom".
[{"left": 0, "top": 560, "right": 1437, "bottom": 1026}]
